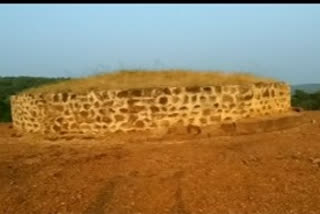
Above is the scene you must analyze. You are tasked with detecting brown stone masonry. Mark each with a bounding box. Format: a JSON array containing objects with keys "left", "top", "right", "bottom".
[{"left": 10, "top": 82, "right": 291, "bottom": 135}]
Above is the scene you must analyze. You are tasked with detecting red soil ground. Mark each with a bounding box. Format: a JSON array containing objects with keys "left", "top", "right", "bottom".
[{"left": 1, "top": 111, "right": 320, "bottom": 214}]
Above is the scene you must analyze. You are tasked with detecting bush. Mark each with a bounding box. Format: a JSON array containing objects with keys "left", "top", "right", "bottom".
[
  {"left": 0, "top": 76, "right": 69, "bottom": 122},
  {"left": 0, "top": 99, "right": 11, "bottom": 122},
  {"left": 291, "top": 89, "right": 320, "bottom": 110}
]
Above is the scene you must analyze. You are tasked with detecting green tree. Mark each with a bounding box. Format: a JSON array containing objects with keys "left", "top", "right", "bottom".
[
  {"left": 292, "top": 89, "right": 320, "bottom": 110},
  {"left": 0, "top": 76, "right": 69, "bottom": 122}
]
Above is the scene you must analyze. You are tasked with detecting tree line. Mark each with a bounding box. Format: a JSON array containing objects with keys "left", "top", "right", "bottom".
[
  {"left": 0, "top": 77, "right": 69, "bottom": 122},
  {"left": 1, "top": 77, "right": 320, "bottom": 122},
  {"left": 291, "top": 89, "right": 320, "bottom": 110}
]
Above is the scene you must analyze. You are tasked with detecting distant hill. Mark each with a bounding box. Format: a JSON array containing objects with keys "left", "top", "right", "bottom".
[{"left": 291, "top": 84, "right": 320, "bottom": 94}]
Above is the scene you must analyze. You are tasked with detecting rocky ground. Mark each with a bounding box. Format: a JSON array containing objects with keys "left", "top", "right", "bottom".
[{"left": 1, "top": 112, "right": 320, "bottom": 214}]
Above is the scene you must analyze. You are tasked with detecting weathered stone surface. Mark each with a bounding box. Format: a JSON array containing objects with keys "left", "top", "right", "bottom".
[
  {"left": 186, "top": 86, "right": 201, "bottom": 93},
  {"left": 159, "top": 97, "right": 168, "bottom": 105},
  {"left": 11, "top": 82, "right": 291, "bottom": 135}
]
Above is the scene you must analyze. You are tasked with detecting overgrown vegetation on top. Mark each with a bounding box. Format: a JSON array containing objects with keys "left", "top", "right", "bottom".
[
  {"left": 21, "top": 69, "right": 277, "bottom": 94},
  {"left": 0, "top": 76, "right": 69, "bottom": 122}
]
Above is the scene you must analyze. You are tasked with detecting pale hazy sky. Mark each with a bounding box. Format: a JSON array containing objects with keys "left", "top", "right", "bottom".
[{"left": 1, "top": 4, "right": 320, "bottom": 84}]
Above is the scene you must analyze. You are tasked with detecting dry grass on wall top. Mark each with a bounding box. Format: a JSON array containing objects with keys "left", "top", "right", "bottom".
[{"left": 21, "top": 69, "right": 278, "bottom": 94}]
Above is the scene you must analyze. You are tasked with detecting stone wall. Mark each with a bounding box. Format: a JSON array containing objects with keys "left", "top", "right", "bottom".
[{"left": 10, "top": 82, "right": 291, "bottom": 135}]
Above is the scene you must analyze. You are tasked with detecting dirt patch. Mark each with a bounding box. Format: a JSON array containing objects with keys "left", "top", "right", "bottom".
[
  {"left": 0, "top": 111, "right": 320, "bottom": 214},
  {"left": 83, "top": 176, "right": 123, "bottom": 214}
]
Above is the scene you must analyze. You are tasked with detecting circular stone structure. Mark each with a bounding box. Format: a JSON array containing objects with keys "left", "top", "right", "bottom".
[{"left": 10, "top": 81, "right": 292, "bottom": 136}]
